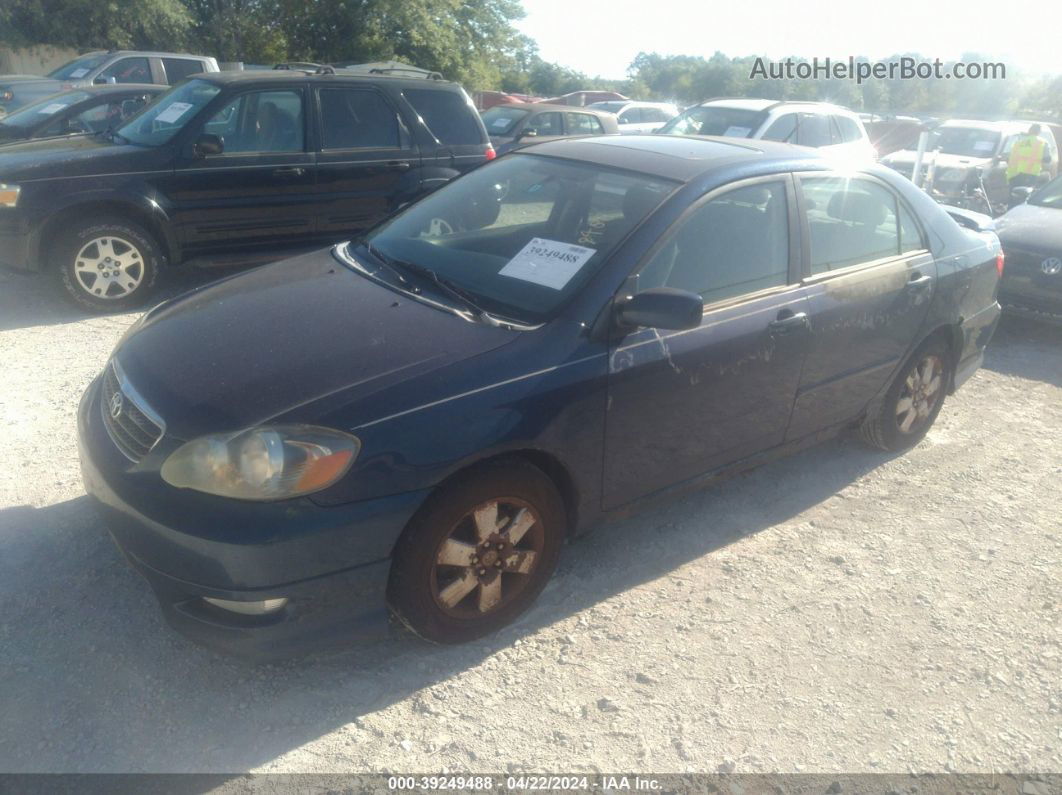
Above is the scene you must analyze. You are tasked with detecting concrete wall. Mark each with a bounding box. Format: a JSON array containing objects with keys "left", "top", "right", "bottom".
[{"left": 0, "top": 44, "right": 80, "bottom": 76}]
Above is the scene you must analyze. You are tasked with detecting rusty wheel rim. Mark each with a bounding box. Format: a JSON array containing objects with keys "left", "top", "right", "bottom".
[
  {"left": 896, "top": 354, "right": 944, "bottom": 434},
  {"left": 430, "top": 497, "right": 545, "bottom": 619}
]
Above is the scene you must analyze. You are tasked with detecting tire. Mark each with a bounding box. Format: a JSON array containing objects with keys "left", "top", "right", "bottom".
[
  {"left": 388, "top": 460, "right": 566, "bottom": 644},
  {"left": 860, "top": 336, "right": 951, "bottom": 452},
  {"left": 53, "top": 217, "right": 161, "bottom": 312}
]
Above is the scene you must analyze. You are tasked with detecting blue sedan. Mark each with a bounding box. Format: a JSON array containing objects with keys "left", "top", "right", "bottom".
[{"left": 77, "top": 135, "right": 1003, "bottom": 657}]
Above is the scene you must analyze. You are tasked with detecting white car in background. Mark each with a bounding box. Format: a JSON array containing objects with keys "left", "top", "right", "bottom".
[
  {"left": 587, "top": 100, "right": 679, "bottom": 134},
  {"left": 657, "top": 98, "right": 877, "bottom": 161}
]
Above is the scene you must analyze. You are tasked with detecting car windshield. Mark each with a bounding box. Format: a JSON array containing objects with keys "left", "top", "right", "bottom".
[
  {"left": 1029, "top": 176, "right": 1062, "bottom": 209},
  {"left": 116, "top": 79, "right": 221, "bottom": 146},
  {"left": 590, "top": 102, "right": 628, "bottom": 113},
  {"left": 47, "top": 55, "right": 108, "bottom": 80},
  {"left": 0, "top": 91, "right": 90, "bottom": 128},
  {"left": 658, "top": 106, "right": 765, "bottom": 138},
  {"left": 481, "top": 106, "right": 529, "bottom": 137},
  {"left": 931, "top": 126, "right": 1001, "bottom": 157},
  {"left": 358, "top": 153, "right": 677, "bottom": 323}
]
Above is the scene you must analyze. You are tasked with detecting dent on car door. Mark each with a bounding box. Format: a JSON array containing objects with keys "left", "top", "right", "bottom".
[
  {"left": 786, "top": 174, "right": 936, "bottom": 439},
  {"left": 603, "top": 177, "right": 811, "bottom": 509},
  {"left": 167, "top": 87, "right": 316, "bottom": 254}
]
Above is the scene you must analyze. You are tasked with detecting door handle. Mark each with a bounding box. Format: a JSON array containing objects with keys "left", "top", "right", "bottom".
[
  {"left": 767, "top": 310, "right": 809, "bottom": 334},
  {"left": 386, "top": 160, "right": 411, "bottom": 171},
  {"left": 272, "top": 166, "right": 306, "bottom": 177},
  {"left": 906, "top": 273, "right": 933, "bottom": 290}
]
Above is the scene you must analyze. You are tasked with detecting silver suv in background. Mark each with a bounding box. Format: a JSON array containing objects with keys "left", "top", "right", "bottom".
[
  {"left": 587, "top": 100, "right": 678, "bottom": 133},
  {"left": 658, "top": 98, "right": 877, "bottom": 161},
  {"left": 881, "top": 119, "right": 1059, "bottom": 211},
  {"left": 0, "top": 51, "right": 220, "bottom": 116}
]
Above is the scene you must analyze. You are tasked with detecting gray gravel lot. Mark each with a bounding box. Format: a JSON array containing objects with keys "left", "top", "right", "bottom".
[{"left": 0, "top": 264, "right": 1059, "bottom": 774}]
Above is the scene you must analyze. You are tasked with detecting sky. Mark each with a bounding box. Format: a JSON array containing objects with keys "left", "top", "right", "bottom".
[{"left": 515, "top": 0, "right": 1058, "bottom": 80}]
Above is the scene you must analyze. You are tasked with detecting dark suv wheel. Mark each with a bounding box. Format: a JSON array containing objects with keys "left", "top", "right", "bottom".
[
  {"left": 388, "top": 460, "right": 566, "bottom": 643},
  {"left": 53, "top": 217, "right": 161, "bottom": 312}
]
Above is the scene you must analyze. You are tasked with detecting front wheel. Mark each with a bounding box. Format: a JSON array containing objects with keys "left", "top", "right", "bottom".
[
  {"left": 53, "top": 218, "right": 161, "bottom": 312},
  {"left": 388, "top": 460, "right": 566, "bottom": 643},
  {"left": 860, "top": 337, "right": 951, "bottom": 452}
]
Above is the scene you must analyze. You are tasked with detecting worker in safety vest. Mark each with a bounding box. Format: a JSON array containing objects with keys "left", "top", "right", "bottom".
[{"left": 1006, "top": 124, "right": 1048, "bottom": 189}]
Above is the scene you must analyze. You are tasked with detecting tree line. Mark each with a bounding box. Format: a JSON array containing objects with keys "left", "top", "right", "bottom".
[{"left": 1, "top": 0, "right": 1058, "bottom": 117}]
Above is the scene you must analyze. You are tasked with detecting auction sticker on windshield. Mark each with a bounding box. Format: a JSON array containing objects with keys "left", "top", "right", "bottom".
[
  {"left": 498, "top": 238, "right": 596, "bottom": 290},
  {"left": 69, "top": 68, "right": 90, "bottom": 79},
  {"left": 155, "top": 102, "right": 194, "bottom": 124}
]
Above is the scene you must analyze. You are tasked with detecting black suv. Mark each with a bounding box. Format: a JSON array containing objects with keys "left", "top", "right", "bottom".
[{"left": 0, "top": 67, "right": 493, "bottom": 310}]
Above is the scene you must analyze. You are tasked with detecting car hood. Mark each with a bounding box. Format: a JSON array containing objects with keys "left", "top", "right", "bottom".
[
  {"left": 115, "top": 249, "right": 519, "bottom": 440},
  {"left": 995, "top": 202, "right": 1062, "bottom": 252},
  {"left": 0, "top": 135, "right": 169, "bottom": 181},
  {"left": 883, "top": 149, "right": 992, "bottom": 170}
]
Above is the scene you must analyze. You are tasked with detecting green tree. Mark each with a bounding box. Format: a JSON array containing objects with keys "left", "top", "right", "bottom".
[{"left": 0, "top": 0, "right": 192, "bottom": 51}]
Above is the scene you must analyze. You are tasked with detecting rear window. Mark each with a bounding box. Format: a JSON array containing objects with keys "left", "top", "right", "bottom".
[
  {"left": 566, "top": 112, "right": 604, "bottom": 134},
  {"left": 163, "top": 58, "right": 205, "bottom": 84},
  {"left": 403, "top": 88, "right": 482, "bottom": 145}
]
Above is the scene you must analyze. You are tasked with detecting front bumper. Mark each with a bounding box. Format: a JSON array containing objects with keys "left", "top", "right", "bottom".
[{"left": 77, "top": 376, "right": 431, "bottom": 659}]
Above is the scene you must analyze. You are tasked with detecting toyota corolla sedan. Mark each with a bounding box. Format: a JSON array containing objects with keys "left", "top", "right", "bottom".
[{"left": 78, "top": 135, "right": 1003, "bottom": 658}]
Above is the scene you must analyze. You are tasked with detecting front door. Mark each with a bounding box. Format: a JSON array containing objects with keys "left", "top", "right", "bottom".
[
  {"left": 314, "top": 87, "right": 420, "bottom": 236},
  {"left": 603, "top": 177, "right": 810, "bottom": 509},
  {"left": 786, "top": 173, "right": 936, "bottom": 439},
  {"left": 166, "top": 87, "right": 316, "bottom": 259}
]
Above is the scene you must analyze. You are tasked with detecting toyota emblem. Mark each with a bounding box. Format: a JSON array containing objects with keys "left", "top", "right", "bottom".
[
  {"left": 1043, "top": 257, "right": 1062, "bottom": 276},
  {"left": 109, "top": 391, "right": 124, "bottom": 420}
]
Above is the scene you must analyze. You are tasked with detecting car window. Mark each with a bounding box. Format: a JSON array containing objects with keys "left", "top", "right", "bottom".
[
  {"left": 641, "top": 107, "right": 671, "bottom": 123},
  {"left": 618, "top": 107, "right": 640, "bottom": 125},
  {"left": 527, "top": 112, "right": 562, "bottom": 136},
  {"left": 42, "top": 98, "right": 125, "bottom": 135},
  {"left": 203, "top": 89, "right": 304, "bottom": 153},
  {"left": 402, "top": 88, "right": 480, "bottom": 145},
  {"left": 659, "top": 106, "right": 764, "bottom": 137},
  {"left": 0, "top": 91, "right": 91, "bottom": 129},
  {"left": 117, "top": 79, "right": 221, "bottom": 146},
  {"left": 797, "top": 113, "right": 833, "bottom": 147},
  {"left": 835, "top": 115, "right": 864, "bottom": 143},
  {"left": 639, "top": 181, "right": 790, "bottom": 304},
  {"left": 480, "top": 106, "right": 528, "bottom": 136},
  {"left": 566, "top": 112, "right": 604, "bottom": 134},
  {"left": 99, "top": 57, "right": 151, "bottom": 84},
  {"left": 162, "top": 58, "right": 205, "bottom": 85},
  {"left": 933, "top": 127, "right": 1001, "bottom": 157},
  {"left": 47, "top": 54, "right": 109, "bottom": 80},
  {"left": 363, "top": 154, "right": 676, "bottom": 323},
  {"left": 319, "top": 88, "right": 404, "bottom": 149},
  {"left": 801, "top": 176, "right": 903, "bottom": 273},
  {"left": 761, "top": 113, "right": 798, "bottom": 143},
  {"left": 898, "top": 201, "right": 925, "bottom": 253}
]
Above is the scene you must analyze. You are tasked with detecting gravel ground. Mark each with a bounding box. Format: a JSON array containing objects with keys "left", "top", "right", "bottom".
[{"left": 0, "top": 265, "right": 1059, "bottom": 775}]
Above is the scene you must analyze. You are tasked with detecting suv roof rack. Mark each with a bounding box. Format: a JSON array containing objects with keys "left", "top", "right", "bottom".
[
  {"left": 367, "top": 66, "right": 444, "bottom": 80},
  {"left": 273, "top": 62, "right": 337, "bottom": 74}
]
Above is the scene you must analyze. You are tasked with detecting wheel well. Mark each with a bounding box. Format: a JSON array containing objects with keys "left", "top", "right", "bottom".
[
  {"left": 921, "top": 323, "right": 963, "bottom": 389},
  {"left": 37, "top": 202, "right": 173, "bottom": 271}
]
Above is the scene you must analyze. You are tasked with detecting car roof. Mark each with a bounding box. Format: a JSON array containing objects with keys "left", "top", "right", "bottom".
[
  {"left": 492, "top": 102, "right": 613, "bottom": 115},
  {"left": 195, "top": 69, "right": 463, "bottom": 89},
  {"left": 81, "top": 83, "right": 166, "bottom": 94},
  {"left": 81, "top": 50, "right": 213, "bottom": 59},
  {"left": 699, "top": 98, "right": 856, "bottom": 115},
  {"left": 518, "top": 134, "right": 820, "bottom": 182}
]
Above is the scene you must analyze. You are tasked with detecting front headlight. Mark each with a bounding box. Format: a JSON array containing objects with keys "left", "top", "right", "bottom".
[
  {"left": 0, "top": 184, "right": 20, "bottom": 208},
  {"left": 161, "top": 425, "right": 360, "bottom": 500}
]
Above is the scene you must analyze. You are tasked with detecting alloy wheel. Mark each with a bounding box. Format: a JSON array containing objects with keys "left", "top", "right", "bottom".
[
  {"left": 896, "top": 354, "right": 944, "bottom": 434},
  {"left": 73, "top": 236, "right": 145, "bottom": 299},
  {"left": 430, "top": 498, "right": 544, "bottom": 618}
]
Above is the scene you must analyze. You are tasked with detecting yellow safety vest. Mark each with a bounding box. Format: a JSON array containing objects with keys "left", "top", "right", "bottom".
[{"left": 1007, "top": 136, "right": 1046, "bottom": 179}]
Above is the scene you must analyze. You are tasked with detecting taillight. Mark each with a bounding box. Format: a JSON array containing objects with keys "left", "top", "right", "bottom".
[
  {"left": 485, "top": 144, "right": 496, "bottom": 161},
  {"left": 995, "top": 251, "right": 1005, "bottom": 278}
]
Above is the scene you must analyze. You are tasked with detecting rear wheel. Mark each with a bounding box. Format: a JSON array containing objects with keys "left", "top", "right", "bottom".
[
  {"left": 388, "top": 460, "right": 565, "bottom": 643},
  {"left": 860, "top": 337, "right": 951, "bottom": 452},
  {"left": 53, "top": 218, "right": 161, "bottom": 312}
]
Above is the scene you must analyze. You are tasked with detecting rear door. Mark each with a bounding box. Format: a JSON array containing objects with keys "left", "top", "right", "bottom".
[
  {"left": 314, "top": 86, "right": 421, "bottom": 236},
  {"left": 165, "top": 86, "right": 316, "bottom": 257},
  {"left": 603, "top": 176, "right": 811, "bottom": 508},
  {"left": 786, "top": 173, "right": 936, "bottom": 439}
]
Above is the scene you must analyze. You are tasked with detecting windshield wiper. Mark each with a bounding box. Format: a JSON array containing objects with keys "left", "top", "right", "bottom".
[{"left": 363, "top": 242, "right": 498, "bottom": 325}]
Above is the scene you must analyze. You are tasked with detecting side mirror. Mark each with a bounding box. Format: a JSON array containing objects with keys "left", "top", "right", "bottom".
[
  {"left": 193, "top": 133, "right": 224, "bottom": 157},
  {"left": 519, "top": 128, "right": 538, "bottom": 140},
  {"left": 616, "top": 287, "right": 703, "bottom": 330}
]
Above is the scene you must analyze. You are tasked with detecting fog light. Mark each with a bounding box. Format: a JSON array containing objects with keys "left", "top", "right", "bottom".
[{"left": 203, "top": 596, "right": 289, "bottom": 615}]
